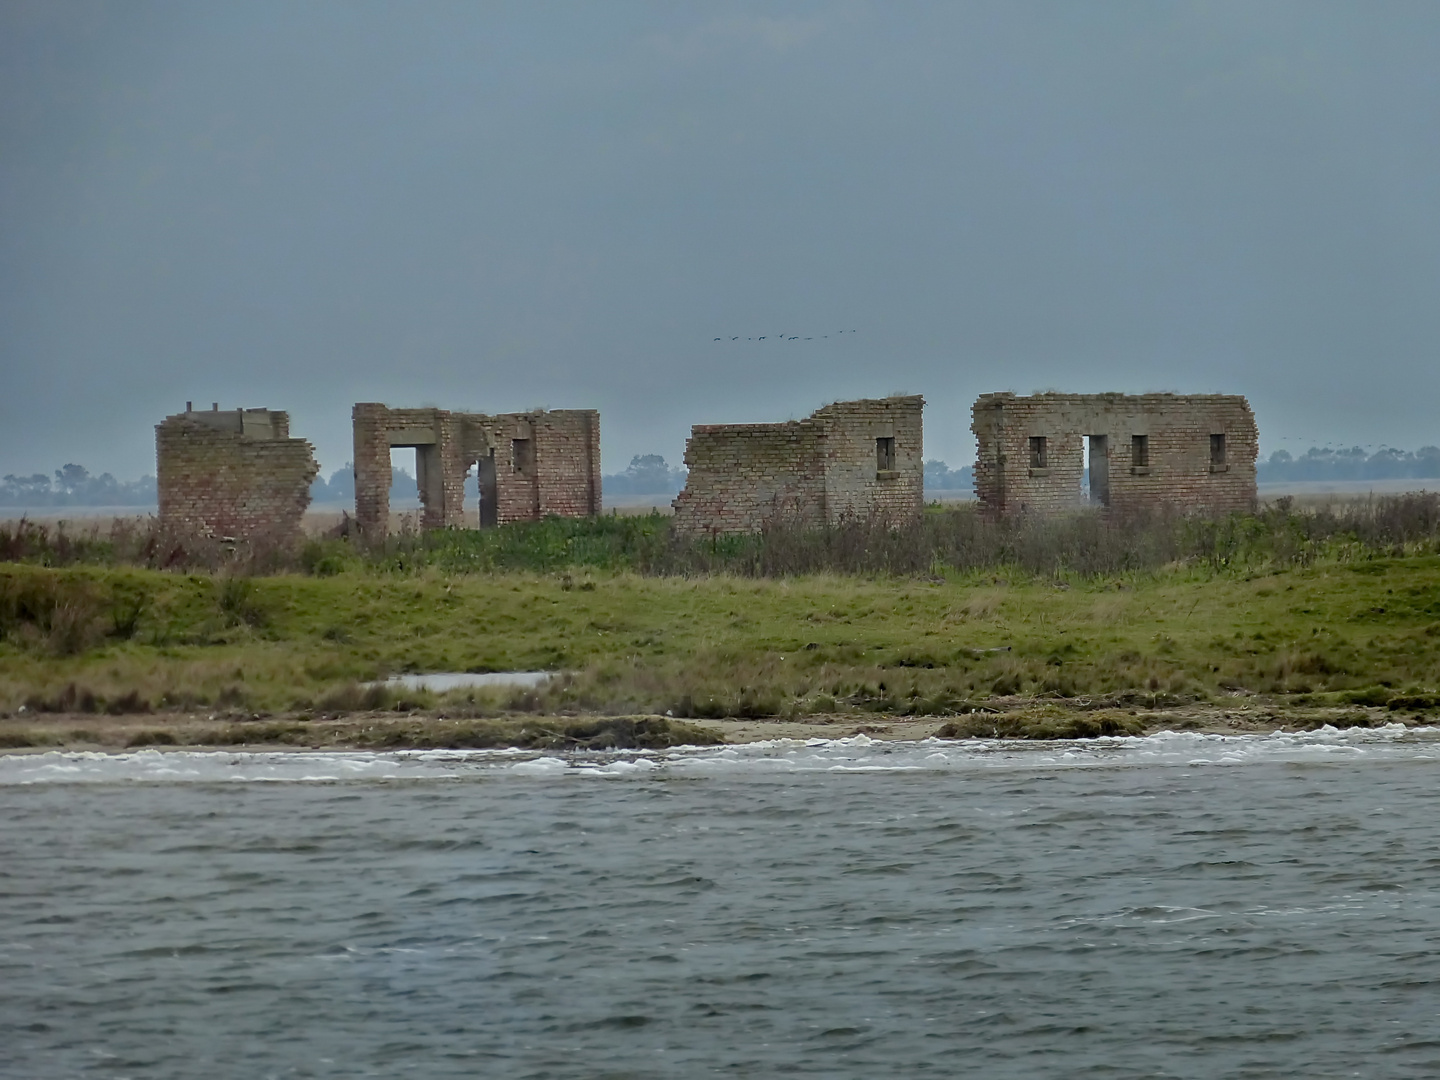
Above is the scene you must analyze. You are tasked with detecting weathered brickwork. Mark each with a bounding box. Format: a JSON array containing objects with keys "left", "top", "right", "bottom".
[
  {"left": 156, "top": 406, "right": 319, "bottom": 543},
  {"left": 352, "top": 404, "right": 600, "bottom": 535},
  {"left": 971, "top": 392, "right": 1258, "bottom": 518},
  {"left": 672, "top": 396, "right": 924, "bottom": 534}
]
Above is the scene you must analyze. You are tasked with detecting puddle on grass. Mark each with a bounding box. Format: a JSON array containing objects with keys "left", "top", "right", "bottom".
[{"left": 369, "top": 671, "right": 556, "bottom": 692}]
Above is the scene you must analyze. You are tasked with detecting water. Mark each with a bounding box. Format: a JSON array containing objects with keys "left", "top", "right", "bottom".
[
  {"left": 4, "top": 728, "right": 1440, "bottom": 1078},
  {"left": 372, "top": 671, "right": 554, "bottom": 693}
]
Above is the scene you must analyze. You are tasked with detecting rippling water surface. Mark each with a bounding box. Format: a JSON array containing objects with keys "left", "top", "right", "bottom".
[{"left": 4, "top": 728, "right": 1440, "bottom": 1078}]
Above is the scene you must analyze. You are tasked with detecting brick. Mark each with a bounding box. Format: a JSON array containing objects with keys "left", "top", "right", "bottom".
[
  {"left": 156, "top": 406, "right": 318, "bottom": 543},
  {"left": 352, "top": 404, "right": 600, "bottom": 535},
  {"left": 971, "top": 392, "right": 1258, "bottom": 518},
  {"left": 673, "top": 396, "right": 924, "bottom": 535}
]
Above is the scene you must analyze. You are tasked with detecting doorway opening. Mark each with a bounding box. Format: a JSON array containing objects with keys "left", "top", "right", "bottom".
[
  {"left": 1084, "top": 434, "right": 1110, "bottom": 507},
  {"left": 388, "top": 447, "right": 422, "bottom": 509},
  {"left": 476, "top": 451, "right": 498, "bottom": 528}
]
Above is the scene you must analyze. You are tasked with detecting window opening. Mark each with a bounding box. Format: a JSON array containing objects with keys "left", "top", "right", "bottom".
[
  {"left": 511, "top": 438, "right": 533, "bottom": 473},
  {"left": 1131, "top": 434, "right": 1149, "bottom": 469},
  {"left": 1210, "top": 433, "right": 1227, "bottom": 467},
  {"left": 876, "top": 436, "right": 896, "bottom": 472},
  {"left": 1029, "top": 436, "right": 1047, "bottom": 469}
]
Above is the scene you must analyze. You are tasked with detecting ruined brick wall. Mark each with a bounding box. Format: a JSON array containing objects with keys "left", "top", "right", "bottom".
[
  {"left": 484, "top": 414, "right": 541, "bottom": 525},
  {"left": 972, "top": 392, "right": 1258, "bottom": 518},
  {"left": 671, "top": 421, "right": 826, "bottom": 534},
  {"left": 352, "top": 405, "right": 452, "bottom": 534},
  {"left": 814, "top": 396, "right": 924, "bottom": 523},
  {"left": 672, "top": 396, "right": 924, "bottom": 535},
  {"left": 457, "top": 409, "right": 601, "bottom": 527},
  {"left": 353, "top": 403, "right": 599, "bottom": 534},
  {"left": 533, "top": 411, "right": 601, "bottom": 518},
  {"left": 156, "top": 408, "right": 318, "bottom": 543}
]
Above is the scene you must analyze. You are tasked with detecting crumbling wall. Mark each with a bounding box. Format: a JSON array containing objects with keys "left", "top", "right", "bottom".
[
  {"left": 352, "top": 405, "right": 464, "bottom": 532},
  {"left": 814, "top": 397, "right": 925, "bottom": 523},
  {"left": 156, "top": 406, "right": 318, "bottom": 543},
  {"left": 352, "top": 404, "right": 600, "bottom": 535},
  {"left": 671, "top": 421, "right": 826, "bottom": 534},
  {"left": 672, "top": 396, "right": 924, "bottom": 535},
  {"left": 534, "top": 410, "right": 603, "bottom": 518},
  {"left": 971, "top": 392, "right": 1258, "bottom": 518}
]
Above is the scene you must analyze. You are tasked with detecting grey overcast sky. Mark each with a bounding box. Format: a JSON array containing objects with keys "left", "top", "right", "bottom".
[{"left": 4, "top": 0, "right": 1440, "bottom": 479}]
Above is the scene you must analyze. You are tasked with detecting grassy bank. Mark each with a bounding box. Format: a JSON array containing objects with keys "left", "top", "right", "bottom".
[{"left": 2, "top": 548, "right": 1438, "bottom": 722}]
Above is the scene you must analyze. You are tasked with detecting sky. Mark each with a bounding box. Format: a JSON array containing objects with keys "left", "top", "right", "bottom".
[{"left": 4, "top": 0, "right": 1440, "bottom": 480}]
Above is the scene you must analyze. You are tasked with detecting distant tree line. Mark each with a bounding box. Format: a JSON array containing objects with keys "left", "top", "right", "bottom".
[
  {"left": 1259, "top": 446, "right": 1440, "bottom": 482},
  {"left": 603, "top": 455, "right": 688, "bottom": 496},
  {"left": 0, "top": 465, "right": 157, "bottom": 507},
  {"left": 0, "top": 456, "right": 978, "bottom": 506},
  {"left": 925, "top": 459, "right": 973, "bottom": 492},
  {"left": 0, "top": 464, "right": 420, "bottom": 509},
  {"left": 13, "top": 447, "right": 1432, "bottom": 510},
  {"left": 310, "top": 465, "right": 417, "bottom": 504}
]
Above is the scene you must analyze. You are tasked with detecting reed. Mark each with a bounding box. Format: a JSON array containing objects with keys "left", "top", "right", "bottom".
[{"left": 9, "top": 495, "right": 1440, "bottom": 579}]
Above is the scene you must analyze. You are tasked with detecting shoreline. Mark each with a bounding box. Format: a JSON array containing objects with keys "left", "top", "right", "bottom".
[{"left": 1, "top": 703, "right": 1429, "bottom": 755}]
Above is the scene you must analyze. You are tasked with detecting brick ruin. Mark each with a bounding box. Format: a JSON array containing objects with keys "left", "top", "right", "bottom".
[
  {"left": 151, "top": 390, "right": 1258, "bottom": 543},
  {"left": 352, "top": 404, "right": 601, "bottom": 534},
  {"left": 971, "top": 392, "right": 1258, "bottom": 517},
  {"left": 156, "top": 403, "right": 319, "bottom": 542},
  {"left": 672, "top": 396, "right": 924, "bottom": 534}
]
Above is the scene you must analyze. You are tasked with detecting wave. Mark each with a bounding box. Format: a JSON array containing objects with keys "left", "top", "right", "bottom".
[{"left": 2, "top": 723, "right": 1438, "bottom": 786}]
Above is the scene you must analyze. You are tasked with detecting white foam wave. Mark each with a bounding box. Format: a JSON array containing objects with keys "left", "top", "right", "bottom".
[
  {"left": 0, "top": 746, "right": 526, "bottom": 785},
  {"left": 2, "top": 725, "right": 1436, "bottom": 785}
]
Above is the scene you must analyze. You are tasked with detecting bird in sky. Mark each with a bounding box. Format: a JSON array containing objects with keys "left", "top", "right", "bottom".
[{"left": 711, "top": 328, "right": 856, "bottom": 341}]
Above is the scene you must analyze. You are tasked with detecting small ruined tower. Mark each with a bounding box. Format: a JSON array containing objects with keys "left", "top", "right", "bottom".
[{"left": 156, "top": 402, "right": 319, "bottom": 542}]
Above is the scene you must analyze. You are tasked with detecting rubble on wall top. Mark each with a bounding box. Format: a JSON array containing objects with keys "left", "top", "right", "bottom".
[{"left": 977, "top": 390, "right": 1248, "bottom": 404}]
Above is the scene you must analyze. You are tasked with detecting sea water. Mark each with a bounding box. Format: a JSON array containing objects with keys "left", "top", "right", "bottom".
[{"left": 3, "top": 727, "right": 1440, "bottom": 1078}]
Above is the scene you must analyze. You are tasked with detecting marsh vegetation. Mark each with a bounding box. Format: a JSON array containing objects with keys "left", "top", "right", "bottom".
[{"left": 1, "top": 496, "right": 1438, "bottom": 739}]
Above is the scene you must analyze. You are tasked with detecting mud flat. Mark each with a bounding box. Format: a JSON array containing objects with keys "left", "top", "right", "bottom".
[{"left": 1, "top": 702, "right": 1429, "bottom": 754}]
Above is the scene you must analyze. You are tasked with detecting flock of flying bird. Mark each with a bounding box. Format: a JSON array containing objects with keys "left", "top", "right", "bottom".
[{"left": 713, "top": 330, "right": 859, "bottom": 341}]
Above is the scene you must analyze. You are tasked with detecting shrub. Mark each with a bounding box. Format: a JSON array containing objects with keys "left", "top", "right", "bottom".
[
  {"left": 0, "top": 573, "right": 106, "bottom": 654},
  {"left": 216, "top": 576, "right": 267, "bottom": 628}
]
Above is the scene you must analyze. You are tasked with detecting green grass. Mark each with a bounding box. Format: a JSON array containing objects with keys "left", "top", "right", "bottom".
[
  {"left": 3, "top": 552, "right": 1439, "bottom": 717},
  {"left": 10, "top": 493, "right": 1440, "bottom": 579}
]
